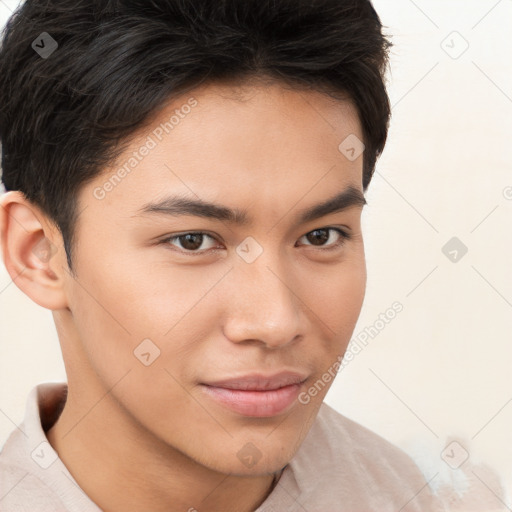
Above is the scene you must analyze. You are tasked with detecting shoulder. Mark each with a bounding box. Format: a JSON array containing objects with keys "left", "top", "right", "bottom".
[
  {"left": 0, "top": 446, "right": 67, "bottom": 511},
  {"left": 314, "top": 401, "right": 424, "bottom": 470},
  {"left": 289, "top": 402, "right": 442, "bottom": 511},
  {"left": 0, "top": 383, "right": 71, "bottom": 512}
]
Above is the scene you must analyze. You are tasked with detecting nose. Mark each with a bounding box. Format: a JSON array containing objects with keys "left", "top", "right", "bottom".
[{"left": 222, "top": 256, "right": 303, "bottom": 349}]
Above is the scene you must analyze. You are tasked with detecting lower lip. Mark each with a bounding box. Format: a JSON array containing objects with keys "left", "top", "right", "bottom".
[{"left": 200, "top": 382, "right": 304, "bottom": 417}]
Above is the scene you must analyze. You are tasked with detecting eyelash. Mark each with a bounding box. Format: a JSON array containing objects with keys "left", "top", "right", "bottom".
[{"left": 160, "top": 227, "right": 351, "bottom": 256}]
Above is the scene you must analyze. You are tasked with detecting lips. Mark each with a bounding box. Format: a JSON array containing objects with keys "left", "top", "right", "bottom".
[
  {"left": 200, "top": 371, "right": 310, "bottom": 417},
  {"left": 202, "top": 371, "right": 308, "bottom": 391}
]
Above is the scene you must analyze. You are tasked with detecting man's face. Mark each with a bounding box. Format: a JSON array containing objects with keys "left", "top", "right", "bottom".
[{"left": 60, "top": 80, "right": 367, "bottom": 476}]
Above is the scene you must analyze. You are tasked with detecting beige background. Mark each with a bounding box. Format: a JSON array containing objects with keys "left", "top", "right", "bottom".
[{"left": 1, "top": 0, "right": 511, "bottom": 508}]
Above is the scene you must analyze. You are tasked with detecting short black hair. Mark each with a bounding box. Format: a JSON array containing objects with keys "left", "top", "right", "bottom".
[{"left": 0, "top": 0, "right": 392, "bottom": 273}]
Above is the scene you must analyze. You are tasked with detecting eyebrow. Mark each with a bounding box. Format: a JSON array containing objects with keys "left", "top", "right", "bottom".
[{"left": 135, "top": 185, "right": 367, "bottom": 226}]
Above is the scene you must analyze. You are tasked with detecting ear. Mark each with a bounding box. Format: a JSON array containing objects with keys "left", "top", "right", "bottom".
[{"left": 0, "top": 190, "right": 69, "bottom": 310}]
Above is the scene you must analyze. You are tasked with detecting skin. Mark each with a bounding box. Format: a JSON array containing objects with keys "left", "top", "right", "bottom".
[{"left": 0, "top": 79, "right": 367, "bottom": 512}]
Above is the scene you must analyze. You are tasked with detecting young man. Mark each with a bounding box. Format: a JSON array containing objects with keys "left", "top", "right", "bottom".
[{"left": 0, "top": 0, "right": 442, "bottom": 510}]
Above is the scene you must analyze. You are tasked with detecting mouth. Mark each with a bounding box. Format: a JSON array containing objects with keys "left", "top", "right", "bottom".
[{"left": 200, "top": 371, "right": 308, "bottom": 417}]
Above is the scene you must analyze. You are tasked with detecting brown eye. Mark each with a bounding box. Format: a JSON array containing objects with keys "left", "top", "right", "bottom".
[
  {"left": 177, "top": 233, "right": 204, "bottom": 251},
  {"left": 163, "top": 232, "right": 219, "bottom": 253},
  {"left": 305, "top": 229, "right": 330, "bottom": 246},
  {"left": 298, "top": 227, "right": 350, "bottom": 249}
]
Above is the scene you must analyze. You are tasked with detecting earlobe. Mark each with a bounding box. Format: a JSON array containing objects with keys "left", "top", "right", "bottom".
[{"left": 0, "top": 191, "right": 69, "bottom": 310}]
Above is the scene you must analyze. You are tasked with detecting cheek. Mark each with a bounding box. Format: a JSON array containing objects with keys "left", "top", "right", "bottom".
[
  {"left": 298, "top": 254, "right": 367, "bottom": 386},
  {"left": 335, "top": 263, "right": 366, "bottom": 328},
  {"left": 65, "top": 252, "right": 229, "bottom": 378},
  {"left": 299, "top": 260, "right": 366, "bottom": 404},
  {"left": 302, "top": 254, "right": 366, "bottom": 330}
]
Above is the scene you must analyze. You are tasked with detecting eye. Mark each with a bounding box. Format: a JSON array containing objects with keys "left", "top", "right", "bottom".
[
  {"left": 162, "top": 232, "right": 220, "bottom": 254},
  {"left": 297, "top": 227, "right": 351, "bottom": 250}
]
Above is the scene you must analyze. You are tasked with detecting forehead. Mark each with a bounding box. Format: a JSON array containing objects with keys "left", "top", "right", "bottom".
[{"left": 78, "top": 80, "right": 364, "bottom": 222}]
